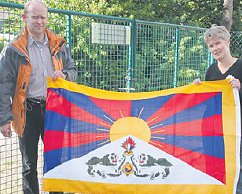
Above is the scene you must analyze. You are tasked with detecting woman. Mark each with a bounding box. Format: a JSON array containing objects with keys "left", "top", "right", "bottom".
[{"left": 194, "top": 24, "right": 242, "bottom": 193}]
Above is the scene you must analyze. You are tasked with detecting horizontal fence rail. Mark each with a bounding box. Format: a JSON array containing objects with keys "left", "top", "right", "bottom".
[{"left": 0, "top": 1, "right": 241, "bottom": 193}]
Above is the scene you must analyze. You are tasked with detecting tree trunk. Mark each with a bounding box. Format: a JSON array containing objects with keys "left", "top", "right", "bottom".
[{"left": 221, "top": 0, "right": 233, "bottom": 32}]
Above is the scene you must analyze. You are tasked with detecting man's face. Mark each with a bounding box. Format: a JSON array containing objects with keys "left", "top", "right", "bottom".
[{"left": 23, "top": 3, "right": 48, "bottom": 37}]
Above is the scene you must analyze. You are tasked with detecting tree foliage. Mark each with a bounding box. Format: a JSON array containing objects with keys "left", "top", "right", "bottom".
[
  {"left": 2, "top": 0, "right": 241, "bottom": 30},
  {"left": 43, "top": 0, "right": 241, "bottom": 31}
]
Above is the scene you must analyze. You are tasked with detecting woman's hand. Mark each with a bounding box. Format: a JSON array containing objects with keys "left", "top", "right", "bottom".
[
  {"left": 193, "top": 78, "right": 202, "bottom": 85},
  {"left": 229, "top": 77, "right": 241, "bottom": 90}
]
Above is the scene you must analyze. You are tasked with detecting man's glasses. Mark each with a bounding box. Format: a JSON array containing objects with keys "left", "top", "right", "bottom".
[{"left": 28, "top": 16, "right": 47, "bottom": 21}]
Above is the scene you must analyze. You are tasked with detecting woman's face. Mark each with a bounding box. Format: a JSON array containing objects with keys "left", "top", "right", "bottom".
[{"left": 207, "top": 37, "right": 230, "bottom": 61}]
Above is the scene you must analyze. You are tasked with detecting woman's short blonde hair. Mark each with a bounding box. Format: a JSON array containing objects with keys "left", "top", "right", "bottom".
[{"left": 204, "top": 25, "right": 230, "bottom": 44}]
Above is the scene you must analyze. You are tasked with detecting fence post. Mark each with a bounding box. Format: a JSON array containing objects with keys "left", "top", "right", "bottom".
[
  {"left": 174, "top": 27, "right": 180, "bottom": 87},
  {"left": 208, "top": 50, "right": 214, "bottom": 68},
  {"left": 66, "top": 14, "right": 72, "bottom": 48},
  {"left": 127, "top": 19, "right": 136, "bottom": 92}
]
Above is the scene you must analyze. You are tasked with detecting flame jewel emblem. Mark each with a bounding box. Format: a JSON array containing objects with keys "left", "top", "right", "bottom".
[{"left": 121, "top": 137, "right": 136, "bottom": 156}]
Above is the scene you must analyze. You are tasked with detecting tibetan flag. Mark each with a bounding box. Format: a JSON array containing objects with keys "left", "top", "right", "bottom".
[{"left": 43, "top": 78, "right": 241, "bottom": 194}]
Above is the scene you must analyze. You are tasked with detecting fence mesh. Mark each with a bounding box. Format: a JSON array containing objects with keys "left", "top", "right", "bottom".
[{"left": 0, "top": 2, "right": 241, "bottom": 193}]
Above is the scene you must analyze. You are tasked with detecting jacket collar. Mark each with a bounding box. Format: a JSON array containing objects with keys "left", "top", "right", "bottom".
[{"left": 11, "top": 27, "right": 66, "bottom": 57}]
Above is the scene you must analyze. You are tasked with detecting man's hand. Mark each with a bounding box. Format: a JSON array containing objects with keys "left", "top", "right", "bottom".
[
  {"left": 0, "top": 123, "right": 12, "bottom": 137},
  {"left": 52, "top": 70, "right": 66, "bottom": 81}
]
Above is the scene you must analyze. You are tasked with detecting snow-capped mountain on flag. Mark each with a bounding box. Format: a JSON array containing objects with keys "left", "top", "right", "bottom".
[{"left": 44, "top": 135, "right": 223, "bottom": 185}]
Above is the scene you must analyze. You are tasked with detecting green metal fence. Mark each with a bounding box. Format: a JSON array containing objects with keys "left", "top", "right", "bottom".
[{"left": 0, "top": 2, "right": 241, "bottom": 193}]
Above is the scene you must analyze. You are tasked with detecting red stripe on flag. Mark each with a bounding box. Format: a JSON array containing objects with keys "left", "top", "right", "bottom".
[
  {"left": 151, "top": 114, "right": 223, "bottom": 136},
  {"left": 89, "top": 97, "right": 132, "bottom": 121},
  {"left": 44, "top": 131, "right": 109, "bottom": 152},
  {"left": 46, "top": 90, "right": 111, "bottom": 127},
  {"left": 149, "top": 140, "right": 225, "bottom": 184},
  {"left": 147, "top": 92, "right": 220, "bottom": 126}
]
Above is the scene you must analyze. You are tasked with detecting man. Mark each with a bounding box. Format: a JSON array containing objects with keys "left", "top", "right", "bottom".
[{"left": 0, "top": 0, "right": 77, "bottom": 193}]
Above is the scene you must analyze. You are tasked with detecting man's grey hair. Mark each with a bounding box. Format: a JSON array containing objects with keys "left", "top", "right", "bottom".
[{"left": 24, "top": 0, "right": 48, "bottom": 15}]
